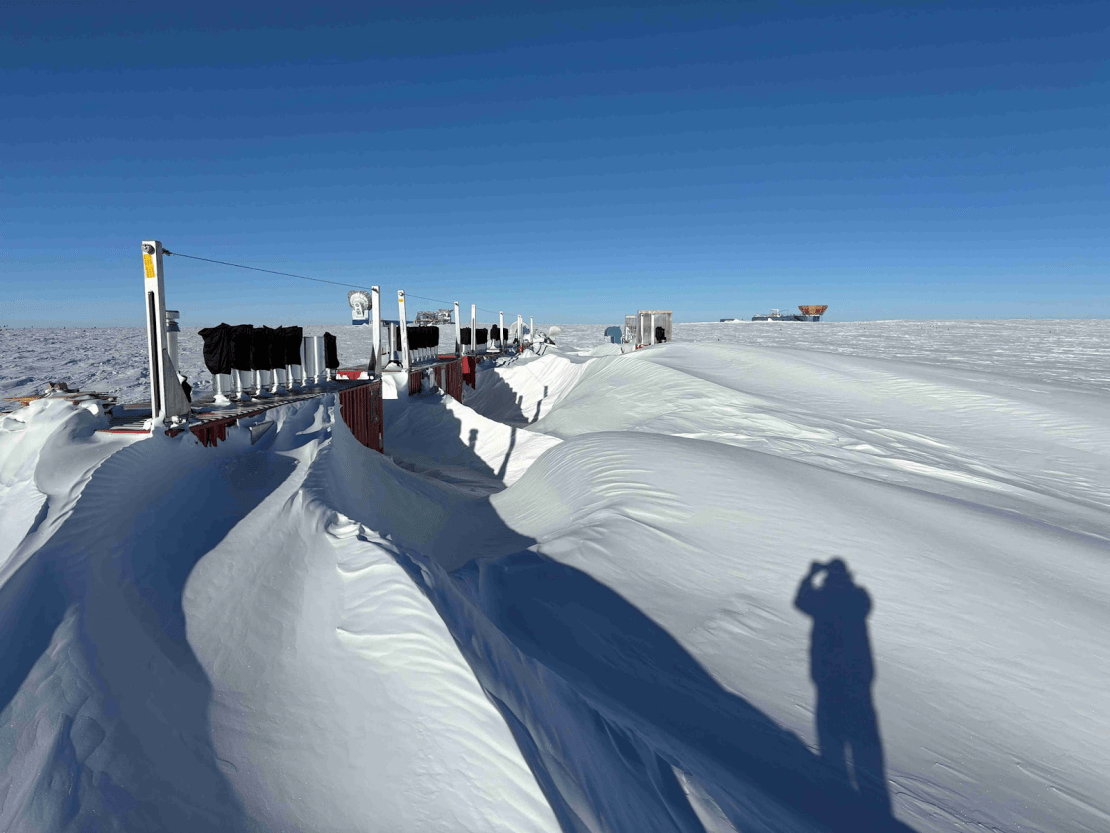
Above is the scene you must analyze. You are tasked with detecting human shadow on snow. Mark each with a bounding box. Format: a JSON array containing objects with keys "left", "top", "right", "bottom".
[
  {"left": 795, "top": 558, "right": 892, "bottom": 816},
  {"left": 332, "top": 387, "right": 913, "bottom": 832},
  {"left": 466, "top": 551, "right": 911, "bottom": 832}
]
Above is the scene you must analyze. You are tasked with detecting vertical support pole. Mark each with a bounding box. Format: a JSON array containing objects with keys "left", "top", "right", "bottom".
[
  {"left": 398, "top": 290, "right": 411, "bottom": 372},
  {"left": 499, "top": 310, "right": 504, "bottom": 350},
  {"left": 530, "top": 316, "right": 534, "bottom": 341},
  {"left": 165, "top": 310, "right": 180, "bottom": 371},
  {"left": 650, "top": 313, "right": 657, "bottom": 345},
  {"left": 300, "top": 337, "right": 312, "bottom": 386},
  {"left": 517, "top": 314, "right": 523, "bottom": 348},
  {"left": 141, "top": 240, "right": 193, "bottom": 422},
  {"left": 315, "top": 337, "right": 327, "bottom": 383},
  {"left": 142, "top": 241, "right": 166, "bottom": 419},
  {"left": 454, "top": 301, "right": 461, "bottom": 356},
  {"left": 470, "top": 304, "right": 476, "bottom": 356},
  {"left": 371, "top": 285, "right": 381, "bottom": 378},
  {"left": 213, "top": 373, "right": 231, "bottom": 405}
]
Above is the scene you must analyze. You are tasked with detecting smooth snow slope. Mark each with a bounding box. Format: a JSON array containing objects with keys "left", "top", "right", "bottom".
[
  {"left": 2, "top": 322, "right": 1109, "bottom": 832},
  {"left": 0, "top": 397, "right": 559, "bottom": 832},
  {"left": 430, "top": 342, "right": 1110, "bottom": 832}
]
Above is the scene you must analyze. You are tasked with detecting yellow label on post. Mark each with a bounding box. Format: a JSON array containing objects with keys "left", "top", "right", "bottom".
[{"left": 143, "top": 252, "right": 156, "bottom": 279}]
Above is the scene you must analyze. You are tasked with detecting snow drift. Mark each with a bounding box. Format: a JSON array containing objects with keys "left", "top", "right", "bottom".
[{"left": 2, "top": 321, "right": 1109, "bottom": 832}]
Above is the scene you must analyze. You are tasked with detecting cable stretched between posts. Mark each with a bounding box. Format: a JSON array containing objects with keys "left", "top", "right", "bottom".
[
  {"left": 163, "top": 249, "right": 531, "bottom": 322},
  {"left": 163, "top": 250, "right": 372, "bottom": 291},
  {"left": 405, "top": 291, "right": 455, "bottom": 306}
]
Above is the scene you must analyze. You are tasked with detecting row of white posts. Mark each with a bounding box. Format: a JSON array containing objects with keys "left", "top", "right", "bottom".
[
  {"left": 141, "top": 239, "right": 537, "bottom": 423},
  {"left": 144, "top": 239, "right": 340, "bottom": 421},
  {"left": 209, "top": 336, "right": 335, "bottom": 405},
  {"left": 378, "top": 289, "right": 533, "bottom": 374}
]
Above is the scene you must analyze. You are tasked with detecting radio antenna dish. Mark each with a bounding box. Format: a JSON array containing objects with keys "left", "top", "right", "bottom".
[{"left": 348, "top": 290, "right": 371, "bottom": 325}]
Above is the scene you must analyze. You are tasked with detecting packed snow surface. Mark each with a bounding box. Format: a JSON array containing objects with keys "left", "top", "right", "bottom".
[
  {"left": 3, "top": 320, "right": 1108, "bottom": 408},
  {"left": 2, "top": 320, "right": 1109, "bottom": 832}
]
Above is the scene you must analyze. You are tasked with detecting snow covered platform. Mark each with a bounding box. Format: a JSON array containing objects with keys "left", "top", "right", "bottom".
[
  {"left": 97, "top": 379, "right": 384, "bottom": 451},
  {"left": 356, "top": 355, "right": 468, "bottom": 400}
]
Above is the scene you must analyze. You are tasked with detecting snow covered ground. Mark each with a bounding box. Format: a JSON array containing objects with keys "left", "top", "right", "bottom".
[
  {"left": 2, "top": 320, "right": 1108, "bottom": 831},
  {"left": 3, "top": 320, "right": 1107, "bottom": 411}
]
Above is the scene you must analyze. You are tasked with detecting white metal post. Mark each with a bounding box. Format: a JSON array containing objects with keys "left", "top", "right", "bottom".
[
  {"left": 165, "top": 310, "right": 180, "bottom": 371},
  {"left": 398, "top": 290, "right": 411, "bottom": 372},
  {"left": 517, "top": 315, "right": 523, "bottom": 348},
  {"left": 530, "top": 317, "right": 534, "bottom": 342},
  {"left": 309, "top": 336, "right": 321, "bottom": 385},
  {"left": 371, "top": 285, "right": 381, "bottom": 378},
  {"left": 285, "top": 330, "right": 298, "bottom": 391},
  {"left": 454, "top": 301, "right": 461, "bottom": 356},
  {"left": 470, "top": 304, "right": 476, "bottom": 356},
  {"left": 213, "top": 373, "right": 231, "bottom": 405},
  {"left": 141, "top": 241, "right": 190, "bottom": 422},
  {"left": 141, "top": 240, "right": 166, "bottom": 417},
  {"left": 300, "top": 337, "right": 311, "bottom": 386},
  {"left": 499, "top": 310, "right": 504, "bottom": 350},
  {"left": 305, "top": 336, "right": 319, "bottom": 384}
]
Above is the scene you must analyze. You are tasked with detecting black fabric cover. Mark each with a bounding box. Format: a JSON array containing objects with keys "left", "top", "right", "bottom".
[
  {"left": 275, "top": 325, "right": 303, "bottom": 366},
  {"left": 391, "top": 326, "right": 440, "bottom": 352},
  {"left": 268, "top": 326, "right": 287, "bottom": 369},
  {"left": 655, "top": 326, "right": 667, "bottom": 343},
  {"left": 399, "top": 326, "right": 439, "bottom": 351},
  {"left": 323, "top": 332, "right": 340, "bottom": 369},
  {"left": 490, "top": 326, "right": 504, "bottom": 341},
  {"left": 198, "top": 323, "right": 232, "bottom": 375},
  {"left": 461, "top": 327, "right": 489, "bottom": 346},
  {"left": 251, "top": 325, "right": 276, "bottom": 370},
  {"left": 229, "top": 324, "right": 254, "bottom": 371}
]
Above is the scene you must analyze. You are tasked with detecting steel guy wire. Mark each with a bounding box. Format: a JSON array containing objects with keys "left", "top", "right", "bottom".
[{"left": 163, "top": 249, "right": 532, "bottom": 322}]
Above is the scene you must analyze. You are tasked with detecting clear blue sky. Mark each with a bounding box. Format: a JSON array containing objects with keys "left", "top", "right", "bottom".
[{"left": 3, "top": 1, "right": 1107, "bottom": 326}]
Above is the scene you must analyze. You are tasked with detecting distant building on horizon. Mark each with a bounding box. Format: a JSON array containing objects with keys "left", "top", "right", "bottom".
[{"left": 752, "top": 305, "right": 828, "bottom": 322}]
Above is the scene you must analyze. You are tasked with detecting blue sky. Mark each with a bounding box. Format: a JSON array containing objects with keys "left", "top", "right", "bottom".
[{"left": 3, "top": 1, "right": 1107, "bottom": 326}]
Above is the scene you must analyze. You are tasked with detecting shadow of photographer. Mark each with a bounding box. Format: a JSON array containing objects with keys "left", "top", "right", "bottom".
[{"left": 795, "top": 558, "right": 892, "bottom": 818}]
